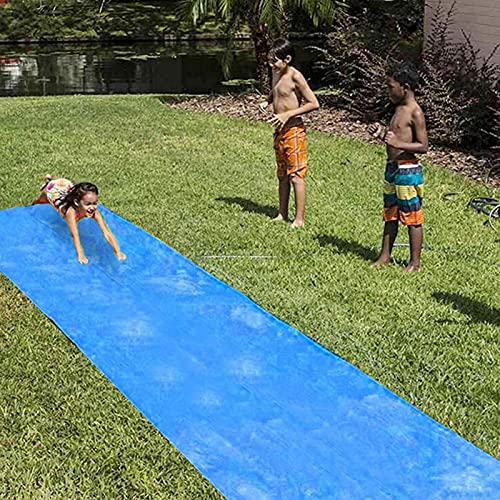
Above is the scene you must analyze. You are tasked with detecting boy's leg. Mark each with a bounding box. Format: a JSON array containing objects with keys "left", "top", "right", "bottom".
[
  {"left": 279, "top": 125, "right": 307, "bottom": 226},
  {"left": 273, "top": 132, "right": 290, "bottom": 221},
  {"left": 290, "top": 174, "right": 305, "bottom": 228},
  {"left": 404, "top": 224, "right": 422, "bottom": 272},
  {"left": 272, "top": 177, "right": 290, "bottom": 221},
  {"left": 372, "top": 220, "right": 398, "bottom": 266},
  {"left": 394, "top": 162, "right": 423, "bottom": 271},
  {"left": 374, "top": 161, "right": 398, "bottom": 265}
]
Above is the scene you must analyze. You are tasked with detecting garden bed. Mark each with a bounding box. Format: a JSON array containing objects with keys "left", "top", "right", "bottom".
[{"left": 167, "top": 93, "right": 500, "bottom": 189}]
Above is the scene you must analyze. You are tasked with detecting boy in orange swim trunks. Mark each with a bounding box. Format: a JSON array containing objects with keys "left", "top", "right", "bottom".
[{"left": 259, "top": 39, "right": 319, "bottom": 228}]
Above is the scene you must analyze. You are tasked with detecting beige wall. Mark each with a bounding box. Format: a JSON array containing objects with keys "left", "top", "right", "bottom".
[{"left": 425, "top": 0, "right": 500, "bottom": 66}]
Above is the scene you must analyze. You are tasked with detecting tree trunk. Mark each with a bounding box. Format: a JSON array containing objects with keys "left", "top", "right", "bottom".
[
  {"left": 247, "top": 11, "right": 271, "bottom": 91},
  {"left": 281, "top": 8, "right": 291, "bottom": 37}
]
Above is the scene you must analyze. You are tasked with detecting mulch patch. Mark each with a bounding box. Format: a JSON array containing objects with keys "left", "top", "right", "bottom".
[{"left": 166, "top": 93, "right": 500, "bottom": 190}]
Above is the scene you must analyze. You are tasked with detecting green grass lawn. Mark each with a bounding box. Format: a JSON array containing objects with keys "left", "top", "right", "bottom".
[{"left": 0, "top": 95, "right": 499, "bottom": 498}]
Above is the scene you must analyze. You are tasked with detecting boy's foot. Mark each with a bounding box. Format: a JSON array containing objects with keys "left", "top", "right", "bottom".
[
  {"left": 290, "top": 220, "right": 304, "bottom": 229},
  {"left": 371, "top": 257, "right": 391, "bottom": 267},
  {"left": 403, "top": 262, "right": 421, "bottom": 272},
  {"left": 271, "top": 214, "right": 287, "bottom": 222}
]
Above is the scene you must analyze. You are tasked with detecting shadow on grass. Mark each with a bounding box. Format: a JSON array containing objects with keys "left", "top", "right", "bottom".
[
  {"left": 432, "top": 291, "right": 500, "bottom": 327},
  {"left": 315, "top": 235, "right": 379, "bottom": 262},
  {"left": 217, "top": 197, "right": 276, "bottom": 219}
]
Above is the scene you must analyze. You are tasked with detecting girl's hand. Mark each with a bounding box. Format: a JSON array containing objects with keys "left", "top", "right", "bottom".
[
  {"left": 78, "top": 254, "right": 89, "bottom": 264},
  {"left": 116, "top": 251, "right": 127, "bottom": 261}
]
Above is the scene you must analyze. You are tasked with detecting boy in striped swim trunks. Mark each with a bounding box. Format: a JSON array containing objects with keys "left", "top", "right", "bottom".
[
  {"left": 259, "top": 39, "right": 319, "bottom": 228},
  {"left": 369, "top": 63, "right": 428, "bottom": 271}
]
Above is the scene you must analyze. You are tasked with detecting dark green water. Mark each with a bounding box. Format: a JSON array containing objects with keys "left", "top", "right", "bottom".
[{"left": 0, "top": 40, "right": 323, "bottom": 96}]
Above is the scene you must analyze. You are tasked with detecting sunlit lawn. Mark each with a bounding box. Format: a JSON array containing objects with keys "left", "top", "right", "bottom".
[{"left": 0, "top": 95, "right": 498, "bottom": 498}]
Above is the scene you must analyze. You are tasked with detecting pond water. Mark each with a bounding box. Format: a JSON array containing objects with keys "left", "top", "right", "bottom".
[{"left": 0, "top": 40, "right": 324, "bottom": 96}]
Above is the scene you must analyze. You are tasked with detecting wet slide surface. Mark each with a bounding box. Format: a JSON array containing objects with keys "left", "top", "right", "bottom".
[{"left": 0, "top": 205, "right": 498, "bottom": 499}]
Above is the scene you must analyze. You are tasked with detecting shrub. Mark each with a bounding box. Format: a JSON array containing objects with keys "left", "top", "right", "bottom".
[
  {"left": 312, "top": 16, "right": 391, "bottom": 121},
  {"left": 0, "top": 0, "right": 99, "bottom": 40},
  {"left": 313, "top": 1, "right": 500, "bottom": 150},
  {"left": 421, "top": 1, "right": 500, "bottom": 149}
]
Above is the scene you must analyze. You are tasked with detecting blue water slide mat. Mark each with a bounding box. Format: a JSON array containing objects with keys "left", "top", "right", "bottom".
[{"left": 0, "top": 204, "right": 498, "bottom": 499}]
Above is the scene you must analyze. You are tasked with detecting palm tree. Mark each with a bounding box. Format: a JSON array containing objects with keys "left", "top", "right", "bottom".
[{"left": 178, "top": 0, "right": 342, "bottom": 86}]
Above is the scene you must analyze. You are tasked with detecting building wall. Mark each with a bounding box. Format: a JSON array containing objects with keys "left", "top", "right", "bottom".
[{"left": 424, "top": 0, "right": 500, "bottom": 66}]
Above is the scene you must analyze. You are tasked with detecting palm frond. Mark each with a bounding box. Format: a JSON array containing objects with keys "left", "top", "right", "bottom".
[
  {"left": 257, "top": 0, "right": 285, "bottom": 33},
  {"left": 176, "top": 0, "right": 233, "bottom": 25},
  {"left": 287, "top": 0, "right": 343, "bottom": 26}
]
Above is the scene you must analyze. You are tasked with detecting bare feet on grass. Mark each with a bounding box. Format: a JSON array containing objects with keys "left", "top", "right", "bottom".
[
  {"left": 372, "top": 258, "right": 421, "bottom": 271},
  {"left": 371, "top": 256, "right": 391, "bottom": 267},
  {"left": 271, "top": 214, "right": 287, "bottom": 222},
  {"left": 403, "top": 262, "right": 421, "bottom": 272},
  {"left": 290, "top": 220, "right": 304, "bottom": 229}
]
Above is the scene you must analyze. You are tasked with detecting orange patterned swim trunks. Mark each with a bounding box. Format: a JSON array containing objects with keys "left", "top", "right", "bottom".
[{"left": 274, "top": 124, "right": 308, "bottom": 180}]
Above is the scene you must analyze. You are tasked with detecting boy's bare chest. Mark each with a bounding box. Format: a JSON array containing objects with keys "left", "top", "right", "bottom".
[
  {"left": 273, "top": 75, "right": 295, "bottom": 97},
  {"left": 390, "top": 110, "right": 412, "bottom": 133}
]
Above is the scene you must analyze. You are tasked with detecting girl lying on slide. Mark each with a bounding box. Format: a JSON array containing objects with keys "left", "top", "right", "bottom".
[{"left": 32, "top": 176, "right": 126, "bottom": 264}]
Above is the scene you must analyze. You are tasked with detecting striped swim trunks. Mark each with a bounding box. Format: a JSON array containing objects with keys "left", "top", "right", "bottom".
[
  {"left": 274, "top": 124, "right": 308, "bottom": 180},
  {"left": 383, "top": 159, "right": 424, "bottom": 226}
]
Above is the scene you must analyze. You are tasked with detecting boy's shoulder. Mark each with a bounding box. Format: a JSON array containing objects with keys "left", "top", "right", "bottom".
[
  {"left": 289, "top": 66, "right": 305, "bottom": 80},
  {"left": 288, "top": 66, "right": 312, "bottom": 90},
  {"left": 398, "top": 99, "right": 424, "bottom": 119},
  {"left": 410, "top": 100, "right": 425, "bottom": 120}
]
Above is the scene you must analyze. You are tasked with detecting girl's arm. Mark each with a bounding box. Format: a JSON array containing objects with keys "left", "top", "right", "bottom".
[
  {"left": 65, "top": 208, "right": 88, "bottom": 264},
  {"left": 94, "top": 210, "right": 126, "bottom": 260}
]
